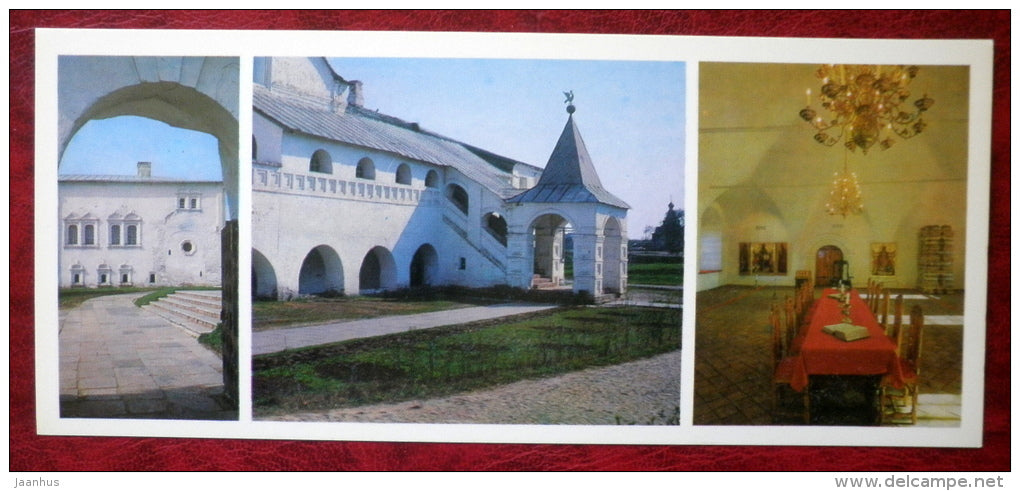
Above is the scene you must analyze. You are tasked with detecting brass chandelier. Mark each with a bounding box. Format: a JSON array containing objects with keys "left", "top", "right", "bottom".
[
  {"left": 825, "top": 149, "right": 864, "bottom": 217},
  {"left": 799, "top": 64, "right": 934, "bottom": 154}
]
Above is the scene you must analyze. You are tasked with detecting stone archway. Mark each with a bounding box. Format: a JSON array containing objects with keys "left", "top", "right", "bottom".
[
  {"left": 359, "top": 246, "right": 397, "bottom": 293},
  {"left": 298, "top": 245, "right": 344, "bottom": 295},
  {"left": 58, "top": 56, "right": 240, "bottom": 407},
  {"left": 529, "top": 213, "right": 574, "bottom": 289},
  {"left": 409, "top": 243, "right": 439, "bottom": 288},
  {"left": 602, "top": 216, "right": 626, "bottom": 294},
  {"left": 252, "top": 249, "right": 278, "bottom": 300}
]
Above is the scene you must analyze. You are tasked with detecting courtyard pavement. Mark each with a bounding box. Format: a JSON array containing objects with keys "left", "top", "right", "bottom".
[
  {"left": 59, "top": 293, "right": 236, "bottom": 420},
  {"left": 253, "top": 303, "right": 558, "bottom": 355}
]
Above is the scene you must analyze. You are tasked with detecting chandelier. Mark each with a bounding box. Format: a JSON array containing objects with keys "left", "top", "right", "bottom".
[
  {"left": 826, "top": 150, "right": 864, "bottom": 218},
  {"left": 799, "top": 64, "right": 934, "bottom": 154}
]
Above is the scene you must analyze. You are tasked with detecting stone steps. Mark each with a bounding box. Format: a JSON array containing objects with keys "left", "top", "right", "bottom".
[
  {"left": 143, "top": 289, "right": 222, "bottom": 337},
  {"left": 531, "top": 275, "right": 558, "bottom": 289}
]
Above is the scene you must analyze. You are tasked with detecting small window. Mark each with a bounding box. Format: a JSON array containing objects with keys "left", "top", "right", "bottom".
[
  {"left": 395, "top": 163, "right": 412, "bottom": 185},
  {"left": 483, "top": 212, "right": 508, "bottom": 246},
  {"left": 177, "top": 192, "right": 202, "bottom": 211},
  {"left": 125, "top": 225, "right": 138, "bottom": 246},
  {"left": 148, "top": 273, "right": 156, "bottom": 284},
  {"left": 97, "top": 265, "right": 112, "bottom": 286},
  {"left": 310, "top": 149, "right": 333, "bottom": 174},
  {"left": 425, "top": 170, "right": 439, "bottom": 188},
  {"left": 447, "top": 184, "right": 469, "bottom": 215},
  {"left": 459, "top": 257, "right": 467, "bottom": 270},
  {"left": 356, "top": 158, "right": 376, "bottom": 180},
  {"left": 83, "top": 224, "right": 96, "bottom": 245},
  {"left": 70, "top": 264, "right": 85, "bottom": 286},
  {"left": 66, "top": 225, "right": 78, "bottom": 245},
  {"left": 109, "top": 224, "right": 121, "bottom": 245},
  {"left": 181, "top": 240, "right": 196, "bottom": 255}
]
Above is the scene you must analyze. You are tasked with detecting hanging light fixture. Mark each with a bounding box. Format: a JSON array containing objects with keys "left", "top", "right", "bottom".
[
  {"left": 799, "top": 64, "right": 934, "bottom": 154},
  {"left": 825, "top": 149, "right": 864, "bottom": 218}
]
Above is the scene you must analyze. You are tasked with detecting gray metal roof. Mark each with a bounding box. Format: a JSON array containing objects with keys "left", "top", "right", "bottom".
[
  {"left": 508, "top": 114, "right": 629, "bottom": 209},
  {"left": 253, "top": 85, "right": 523, "bottom": 198}
]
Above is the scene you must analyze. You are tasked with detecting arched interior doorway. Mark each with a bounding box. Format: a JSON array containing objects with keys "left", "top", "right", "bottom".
[
  {"left": 298, "top": 245, "right": 344, "bottom": 295},
  {"left": 815, "top": 245, "right": 845, "bottom": 287},
  {"left": 603, "top": 216, "right": 625, "bottom": 294},
  {"left": 409, "top": 243, "right": 439, "bottom": 287},
  {"left": 359, "top": 246, "right": 397, "bottom": 293},
  {"left": 530, "top": 214, "right": 573, "bottom": 289},
  {"left": 251, "top": 248, "right": 278, "bottom": 300}
]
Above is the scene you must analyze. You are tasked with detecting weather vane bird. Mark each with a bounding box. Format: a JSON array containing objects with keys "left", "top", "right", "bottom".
[{"left": 563, "top": 90, "right": 574, "bottom": 104}]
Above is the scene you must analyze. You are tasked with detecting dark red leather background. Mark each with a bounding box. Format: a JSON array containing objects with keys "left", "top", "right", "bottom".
[{"left": 9, "top": 10, "right": 1010, "bottom": 471}]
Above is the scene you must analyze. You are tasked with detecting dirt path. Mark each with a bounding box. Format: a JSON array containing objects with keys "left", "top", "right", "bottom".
[{"left": 260, "top": 350, "right": 681, "bottom": 425}]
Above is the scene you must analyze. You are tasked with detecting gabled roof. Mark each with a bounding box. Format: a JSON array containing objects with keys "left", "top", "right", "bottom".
[
  {"left": 254, "top": 85, "right": 525, "bottom": 198},
  {"left": 508, "top": 113, "right": 629, "bottom": 209}
]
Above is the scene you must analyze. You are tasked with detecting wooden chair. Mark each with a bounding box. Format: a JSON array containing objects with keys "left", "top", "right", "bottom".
[
  {"left": 870, "top": 281, "right": 885, "bottom": 315},
  {"left": 878, "top": 289, "right": 890, "bottom": 330},
  {"left": 879, "top": 305, "right": 924, "bottom": 425},
  {"left": 885, "top": 294, "right": 904, "bottom": 342},
  {"left": 772, "top": 303, "right": 810, "bottom": 424},
  {"left": 783, "top": 296, "right": 799, "bottom": 355}
]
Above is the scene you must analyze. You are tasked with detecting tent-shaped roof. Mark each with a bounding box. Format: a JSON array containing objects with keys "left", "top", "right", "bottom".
[{"left": 507, "top": 112, "right": 629, "bottom": 209}]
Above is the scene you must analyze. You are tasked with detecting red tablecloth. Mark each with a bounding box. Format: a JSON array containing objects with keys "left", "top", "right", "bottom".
[{"left": 790, "top": 289, "right": 901, "bottom": 391}]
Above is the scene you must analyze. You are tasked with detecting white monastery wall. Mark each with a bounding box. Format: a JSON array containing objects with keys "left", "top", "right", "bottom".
[{"left": 59, "top": 179, "right": 224, "bottom": 288}]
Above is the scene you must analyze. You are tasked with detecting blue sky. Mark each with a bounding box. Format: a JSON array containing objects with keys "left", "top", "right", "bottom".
[
  {"left": 59, "top": 57, "right": 686, "bottom": 238},
  {"left": 329, "top": 57, "right": 686, "bottom": 238},
  {"left": 60, "top": 116, "right": 223, "bottom": 181}
]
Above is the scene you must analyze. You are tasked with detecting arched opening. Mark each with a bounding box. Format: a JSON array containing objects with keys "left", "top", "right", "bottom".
[
  {"left": 251, "top": 248, "right": 278, "bottom": 300},
  {"left": 310, "top": 149, "right": 332, "bottom": 174},
  {"left": 529, "top": 213, "right": 574, "bottom": 290},
  {"left": 603, "top": 216, "right": 625, "bottom": 294},
  {"left": 359, "top": 246, "right": 397, "bottom": 293},
  {"left": 252, "top": 136, "right": 258, "bottom": 161},
  {"left": 446, "top": 183, "right": 469, "bottom": 215},
  {"left": 409, "top": 243, "right": 439, "bottom": 287},
  {"left": 483, "top": 212, "right": 508, "bottom": 246},
  {"left": 815, "top": 245, "right": 845, "bottom": 287},
  {"left": 57, "top": 56, "right": 241, "bottom": 410},
  {"left": 298, "top": 245, "right": 344, "bottom": 296},
  {"left": 424, "top": 169, "right": 439, "bottom": 188},
  {"left": 395, "top": 163, "right": 412, "bottom": 185},
  {"left": 356, "top": 157, "right": 376, "bottom": 180}
]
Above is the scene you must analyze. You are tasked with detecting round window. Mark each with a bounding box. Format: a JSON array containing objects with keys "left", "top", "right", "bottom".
[{"left": 181, "top": 240, "right": 196, "bottom": 255}]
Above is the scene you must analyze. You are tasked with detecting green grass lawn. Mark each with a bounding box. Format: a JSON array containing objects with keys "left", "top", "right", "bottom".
[
  {"left": 626, "top": 262, "right": 683, "bottom": 286},
  {"left": 253, "top": 305, "right": 681, "bottom": 415}
]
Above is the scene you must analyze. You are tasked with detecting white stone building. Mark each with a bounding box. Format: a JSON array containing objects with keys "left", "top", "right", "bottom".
[
  {"left": 59, "top": 162, "right": 225, "bottom": 288},
  {"left": 251, "top": 57, "right": 629, "bottom": 300}
]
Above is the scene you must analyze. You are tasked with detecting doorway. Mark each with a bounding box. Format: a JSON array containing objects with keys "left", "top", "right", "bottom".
[{"left": 815, "top": 245, "right": 844, "bottom": 287}]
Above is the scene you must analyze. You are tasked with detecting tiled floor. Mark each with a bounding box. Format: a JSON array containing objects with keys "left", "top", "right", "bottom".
[{"left": 693, "top": 285, "right": 963, "bottom": 427}]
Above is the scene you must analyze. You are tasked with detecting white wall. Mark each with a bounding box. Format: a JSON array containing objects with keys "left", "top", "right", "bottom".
[{"left": 59, "top": 180, "right": 224, "bottom": 288}]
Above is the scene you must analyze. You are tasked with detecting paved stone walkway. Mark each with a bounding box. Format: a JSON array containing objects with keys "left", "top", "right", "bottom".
[
  {"left": 252, "top": 303, "right": 558, "bottom": 355},
  {"left": 59, "top": 293, "right": 236, "bottom": 420}
]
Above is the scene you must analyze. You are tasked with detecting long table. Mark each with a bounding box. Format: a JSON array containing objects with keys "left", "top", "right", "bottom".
[{"left": 790, "top": 288, "right": 901, "bottom": 393}]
